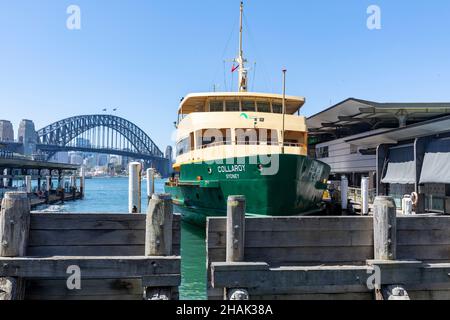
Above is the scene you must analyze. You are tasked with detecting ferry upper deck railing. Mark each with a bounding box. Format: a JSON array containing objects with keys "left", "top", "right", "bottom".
[{"left": 198, "top": 141, "right": 306, "bottom": 149}]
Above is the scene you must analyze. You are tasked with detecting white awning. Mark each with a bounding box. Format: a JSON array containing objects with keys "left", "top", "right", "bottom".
[
  {"left": 381, "top": 161, "right": 415, "bottom": 185},
  {"left": 420, "top": 153, "right": 450, "bottom": 184}
]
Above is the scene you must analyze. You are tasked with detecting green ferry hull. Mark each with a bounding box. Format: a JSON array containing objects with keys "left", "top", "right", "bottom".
[{"left": 165, "top": 154, "right": 330, "bottom": 226}]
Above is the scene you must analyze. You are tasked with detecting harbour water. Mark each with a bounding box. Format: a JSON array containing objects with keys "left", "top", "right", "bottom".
[{"left": 35, "top": 177, "right": 206, "bottom": 300}]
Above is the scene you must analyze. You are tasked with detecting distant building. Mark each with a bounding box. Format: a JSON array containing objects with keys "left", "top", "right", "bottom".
[
  {"left": 49, "top": 152, "right": 69, "bottom": 164},
  {"left": 17, "top": 120, "right": 37, "bottom": 155},
  {"left": 97, "top": 154, "right": 109, "bottom": 167},
  {"left": 0, "top": 120, "right": 14, "bottom": 142},
  {"left": 83, "top": 156, "right": 96, "bottom": 168},
  {"left": 68, "top": 151, "right": 84, "bottom": 165},
  {"left": 165, "top": 145, "right": 173, "bottom": 175},
  {"left": 109, "top": 155, "right": 121, "bottom": 166}
]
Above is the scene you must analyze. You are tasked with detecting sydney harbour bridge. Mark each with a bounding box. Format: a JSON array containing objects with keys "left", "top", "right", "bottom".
[{"left": 1, "top": 114, "right": 172, "bottom": 177}]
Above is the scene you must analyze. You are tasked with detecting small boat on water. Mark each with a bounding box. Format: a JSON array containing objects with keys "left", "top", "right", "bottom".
[{"left": 165, "top": 2, "right": 330, "bottom": 225}]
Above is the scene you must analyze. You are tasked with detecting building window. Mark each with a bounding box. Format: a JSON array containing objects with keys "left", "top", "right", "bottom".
[{"left": 317, "top": 146, "right": 329, "bottom": 159}]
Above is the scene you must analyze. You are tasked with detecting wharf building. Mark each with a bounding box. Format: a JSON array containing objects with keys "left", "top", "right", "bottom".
[{"left": 308, "top": 98, "right": 450, "bottom": 214}]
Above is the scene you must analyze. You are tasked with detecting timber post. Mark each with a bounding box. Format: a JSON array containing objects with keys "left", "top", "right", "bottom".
[
  {"left": 145, "top": 193, "right": 173, "bottom": 300},
  {"left": 79, "top": 167, "right": 85, "bottom": 199},
  {"left": 372, "top": 196, "right": 410, "bottom": 300},
  {"left": 128, "top": 162, "right": 142, "bottom": 214},
  {"left": 45, "top": 176, "right": 51, "bottom": 204},
  {"left": 0, "top": 192, "right": 31, "bottom": 300},
  {"left": 225, "top": 195, "right": 249, "bottom": 300},
  {"left": 146, "top": 168, "right": 156, "bottom": 204},
  {"left": 373, "top": 196, "right": 397, "bottom": 261}
]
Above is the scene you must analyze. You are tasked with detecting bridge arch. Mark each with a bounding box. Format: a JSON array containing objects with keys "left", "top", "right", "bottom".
[{"left": 36, "top": 115, "right": 168, "bottom": 174}]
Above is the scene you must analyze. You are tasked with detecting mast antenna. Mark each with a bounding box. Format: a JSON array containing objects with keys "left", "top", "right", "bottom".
[{"left": 236, "top": 1, "right": 248, "bottom": 92}]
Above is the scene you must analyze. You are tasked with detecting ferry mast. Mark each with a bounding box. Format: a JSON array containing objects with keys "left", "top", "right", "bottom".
[{"left": 236, "top": 1, "right": 248, "bottom": 92}]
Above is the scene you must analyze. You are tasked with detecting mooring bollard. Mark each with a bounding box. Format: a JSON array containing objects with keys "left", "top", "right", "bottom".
[
  {"left": 225, "top": 195, "right": 249, "bottom": 300},
  {"left": 146, "top": 168, "right": 156, "bottom": 203},
  {"left": 0, "top": 192, "right": 31, "bottom": 300},
  {"left": 145, "top": 193, "right": 173, "bottom": 300},
  {"left": 128, "top": 162, "right": 142, "bottom": 214}
]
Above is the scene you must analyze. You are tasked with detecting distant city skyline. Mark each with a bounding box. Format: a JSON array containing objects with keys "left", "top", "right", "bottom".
[{"left": 1, "top": 0, "right": 450, "bottom": 150}]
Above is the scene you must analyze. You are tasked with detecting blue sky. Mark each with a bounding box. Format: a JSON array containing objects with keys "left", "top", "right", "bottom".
[{"left": 1, "top": 0, "right": 450, "bottom": 150}]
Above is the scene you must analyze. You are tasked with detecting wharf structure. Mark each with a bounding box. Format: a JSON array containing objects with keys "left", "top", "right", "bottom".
[
  {"left": 0, "top": 192, "right": 181, "bottom": 300},
  {"left": 0, "top": 154, "right": 83, "bottom": 209},
  {"left": 307, "top": 98, "right": 450, "bottom": 213}
]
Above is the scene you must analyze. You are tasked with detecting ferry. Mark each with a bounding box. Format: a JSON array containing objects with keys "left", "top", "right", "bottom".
[{"left": 165, "top": 2, "right": 330, "bottom": 225}]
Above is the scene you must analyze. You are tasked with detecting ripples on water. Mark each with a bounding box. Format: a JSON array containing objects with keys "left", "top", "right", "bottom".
[{"left": 35, "top": 177, "right": 207, "bottom": 300}]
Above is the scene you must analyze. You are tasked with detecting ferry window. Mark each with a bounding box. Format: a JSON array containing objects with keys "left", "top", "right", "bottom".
[
  {"left": 236, "top": 129, "right": 258, "bottom": 145},
  {"left": 317, "top": 146, "right": 329, "bottom": 159},
  {"left": 257, "top": 102, "right": 271, "bottom": 113},
  {"left": 198, "top": 129, "right": 231, "bottom": 149},
  {"left": 210, "top": 101, "right": 224, "bottom": 112},
  {"left": 242, "top": 100, "right": 256, "bottom": 112},
  {"left": 272, "top": 103, "right": 282, "bottom": 114},
  {"left": 225, "top": 101, "right": 240, "bottom": 112},
  {"left": 176, "top": 136, "right": 191, "bottom": 156},
  {"left": 258, "top": 129, "right": 278, "bottom": 146},
  {"left": 284, "top": 131, "right": 306, "bottom": 147}
]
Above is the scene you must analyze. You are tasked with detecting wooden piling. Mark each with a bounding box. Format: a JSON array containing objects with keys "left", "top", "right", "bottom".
[
  {"left": 225, "top": 195, "right": 248, "bottom": 300},
  {"left": 226, "top": 195, "right": 246, "bottom": 263},
  {"left": 79, "top": 167, "right": 85, "bottom": 199},
  {"left": 373, "top": 196, "right": 397, "bottom": 260},
  {"left": 128, "top": 162, "right": 142, "bottom": 214},
  {"left": 146, "top": 168, "right": 155, "bottom": 202},
  {"left": 145, "top": 194, "right": 173, "bottom": 256},
  {"left": 0, "top": 192, "right": 31, "bottom": 300},
  {"left": 145, "top": 193, "right": 173, "bottom": 300},
  {"left": 25, "top": 176, "right": 32, "bottom": 194},
  {"left": 372, "top": 196, "right": 410, "bottom": 300}
]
